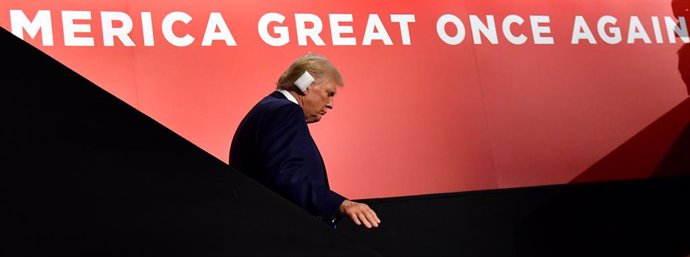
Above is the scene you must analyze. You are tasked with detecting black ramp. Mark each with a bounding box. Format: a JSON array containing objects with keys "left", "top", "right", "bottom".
[
  {"left": 3, "top": 25, "right": 690, "bottom": 257},
  {"left": 0, "top": 27, "right": 379, "bottom": 256},
  {"left": 337, "top": 178, "right": 690, "bottom": 257}
]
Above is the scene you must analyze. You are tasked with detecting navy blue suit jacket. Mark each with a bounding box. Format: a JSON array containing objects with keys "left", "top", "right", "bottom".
[{"left": 229, "top": 91, "right": 346, "bottom": 224}]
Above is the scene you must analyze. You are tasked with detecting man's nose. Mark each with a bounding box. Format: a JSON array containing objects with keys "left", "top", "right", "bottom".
[{"left": 326, "top": 98, "right": 334, "bottom": 109}]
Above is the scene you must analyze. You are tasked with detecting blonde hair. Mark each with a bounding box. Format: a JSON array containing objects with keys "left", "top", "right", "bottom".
[{"left": 276, "top": 52, "right": 343, "bottom": 90}]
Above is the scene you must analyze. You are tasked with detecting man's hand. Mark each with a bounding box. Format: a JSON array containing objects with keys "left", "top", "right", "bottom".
[{"left": 338, "top": 199, "right": 381, "bottom": 228}]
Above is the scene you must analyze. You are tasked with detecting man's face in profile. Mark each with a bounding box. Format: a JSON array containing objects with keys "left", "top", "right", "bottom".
[{"left": 302, "top": 78, "right": 337, "bottom": 123}]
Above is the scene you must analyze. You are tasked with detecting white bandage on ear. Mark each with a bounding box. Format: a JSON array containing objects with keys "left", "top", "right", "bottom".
[{"left": 294, "top": 71, "right": 315, "bottom": 93}]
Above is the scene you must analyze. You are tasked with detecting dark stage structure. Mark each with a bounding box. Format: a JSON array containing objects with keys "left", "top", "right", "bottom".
[{"left": 2, "top": 28, "right": 689, "bottom": 256}]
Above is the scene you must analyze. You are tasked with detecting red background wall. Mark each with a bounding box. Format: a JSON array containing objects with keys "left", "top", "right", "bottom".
[{"left": 1, "top": 0, "right": 687, "bottom": 199}]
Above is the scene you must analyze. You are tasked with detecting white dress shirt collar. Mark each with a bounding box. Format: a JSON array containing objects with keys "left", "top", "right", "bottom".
[{"left": 277, "top": 89, "right": 299, "bottom": 105}]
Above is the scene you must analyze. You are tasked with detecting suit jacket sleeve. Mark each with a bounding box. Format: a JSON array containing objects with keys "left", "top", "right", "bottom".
[{"left": 259, "top": 103, "right": 346, "bottom": 222}]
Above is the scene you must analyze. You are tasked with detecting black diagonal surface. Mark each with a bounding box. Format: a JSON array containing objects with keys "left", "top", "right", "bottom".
[
  {"left": 0, "top": 28, "right": 379, "bottom": 256},
  {"left": 337, "top": 177, "right": 690, "bottom": 257},
  {"left": 3, "top": 26, "right": 690, "bottom": 257}
]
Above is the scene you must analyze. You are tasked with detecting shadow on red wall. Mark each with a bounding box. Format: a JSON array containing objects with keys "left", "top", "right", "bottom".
[
  {"left": 680, "top": 44, "right": 689, "bottom": 94},
  {"left": 571, "top": 1, "right": 690, "bottom": 183},
  {"left": 675, "top": 0, "right": 690, "bottom": 94}
]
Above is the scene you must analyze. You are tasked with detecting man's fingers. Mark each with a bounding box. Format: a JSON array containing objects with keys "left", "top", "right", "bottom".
[
  {"left": 363, "top": 210, "right": 379, "bottom": 227},
  {"left": 350, "top": 212, "right": 362, "bottom": 225},
  {"left": 357, "top": 212, "right": 372, "bottom": 228},
  {"left": 341, "top": 201, "right": 381, "bottom": 228},
  {"left": 362, "top": 205, "right": 381, "bottom": 226},
  {"left": 372, "top": 211, "right": 381, "bottom": 224}
]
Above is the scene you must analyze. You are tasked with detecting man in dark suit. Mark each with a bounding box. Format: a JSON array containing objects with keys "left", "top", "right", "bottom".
[{"left": 229, "top": 52, "right": 381, "bottom": 228}]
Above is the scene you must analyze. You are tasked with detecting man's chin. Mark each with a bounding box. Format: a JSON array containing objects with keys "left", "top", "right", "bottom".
[{"left": 307, "top": 115, "right": 322, "bottom": 124}]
